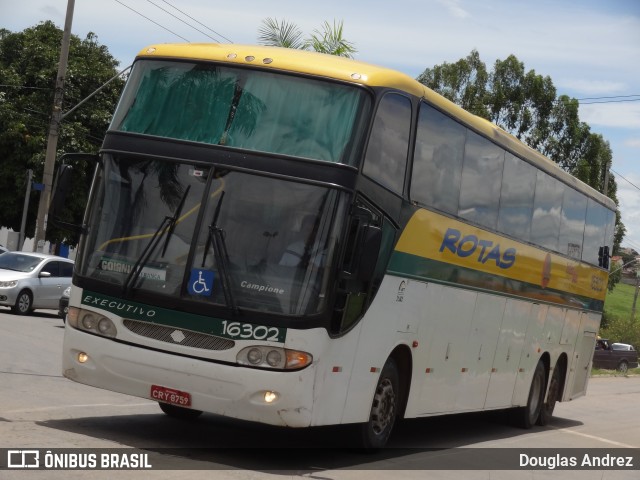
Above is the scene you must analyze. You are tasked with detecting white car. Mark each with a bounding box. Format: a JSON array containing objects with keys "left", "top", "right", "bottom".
[{"left": 0, "top": 252, "right": 74, "bottom": 315}]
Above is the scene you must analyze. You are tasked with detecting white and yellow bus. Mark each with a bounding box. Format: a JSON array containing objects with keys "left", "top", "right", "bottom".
[{"left": 53, "top": 44, "right": 616, "bottom": 449}]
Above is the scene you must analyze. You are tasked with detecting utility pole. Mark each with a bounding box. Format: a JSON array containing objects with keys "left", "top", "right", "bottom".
[
  {"left": 632, "top": 269, "right": 640, "bottom": 322},
  {"left": 18, "top": 169, "right": 33, "bottom": 251},
  {"left": 33, "top": 0, "right": 75, "bottom": 252}
]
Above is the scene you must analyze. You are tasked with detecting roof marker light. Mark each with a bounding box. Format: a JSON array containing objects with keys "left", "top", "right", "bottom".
[
  {"left": 263, "top": 58, "right": 273, "bottom": 64},
  {"left": 245, "top": 56, "right": 255, "bottom": 62},
  {"left": 227, "top": 53, "right": 237, "bottom": 59},
  {"left": 146, "top": 48, "right": 156, "bottom": 54}
]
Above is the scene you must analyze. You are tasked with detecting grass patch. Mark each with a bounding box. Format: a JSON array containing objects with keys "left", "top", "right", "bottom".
[{"left": 604, "top": 282, "right": 637, "bottom": 320}]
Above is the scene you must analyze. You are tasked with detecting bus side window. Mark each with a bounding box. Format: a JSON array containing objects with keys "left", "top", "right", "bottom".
[
  {"left": 363, "top": 93, "right": 411, "bottom": 195},
  {"left": 497, "top": 153, "right": 536, "bottom": 240},
  {"left": 411, "top": 102, "right": 466, "bottom": 215},
  {"left": 458, "top": 130, "right": 505, "bottom": 230},
  {"left": 531, "top": 171, "right": 564, "bottom": 251}
]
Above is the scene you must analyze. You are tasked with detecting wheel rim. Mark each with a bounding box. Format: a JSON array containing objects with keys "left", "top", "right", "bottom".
[
  {"left": 18, "top": 294, "right": 30, "bottom": 313},
  {"left": 619, "top": 362, "right": 628, "bottom": 374},
  {"left": 370, "top": 378, "right": 396, "bottom": 435}
]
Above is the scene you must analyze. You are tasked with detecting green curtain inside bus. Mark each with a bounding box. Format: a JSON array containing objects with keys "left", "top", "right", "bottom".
[{"left": 116, "top": 62, "right": 363, "bottom": 164}]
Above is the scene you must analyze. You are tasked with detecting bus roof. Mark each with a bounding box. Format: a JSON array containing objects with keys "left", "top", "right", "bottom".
[{"left": 136, "top": 43, "right": 616, "bottom": 211}]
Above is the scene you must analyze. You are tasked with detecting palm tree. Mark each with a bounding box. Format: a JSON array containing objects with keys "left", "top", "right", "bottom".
[
  {"left": 257, "top": 18, "right": 305, "bottom": 50},
  {"left": 304, "top": 21, "right": 357, "bottom": 58},
  {"left": 257, "top": 18, "right": 357, "bottom": 58}
]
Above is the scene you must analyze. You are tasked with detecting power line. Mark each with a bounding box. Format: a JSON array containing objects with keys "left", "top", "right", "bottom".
[
  {"left": 0, "top": 84, "right": 50, "bottom": 91},
  {"left": 559, "top": 95, "right": 640, "bottom": 105},
  {"left": 579, "top": 98, "right": 640, "bottom": 105},
  {"left": 146, "top": 0, "right": 221, "bottom": 42},
  {"left": 611, "top": 168, "right": 640, "bottom": 194},
  {"left": 114, "top": 0, "right": 190, "bottom": 42},
  {"left": 576, "top": 94, "right": 640, "bottom": 101},
  {"left": 161, "top": 0, "right": 233, "bottom": 43}
]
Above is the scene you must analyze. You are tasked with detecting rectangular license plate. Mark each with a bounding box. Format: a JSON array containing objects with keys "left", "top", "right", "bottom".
[{"left": 150, "top": 385, "right": 192, "bottom": 407}]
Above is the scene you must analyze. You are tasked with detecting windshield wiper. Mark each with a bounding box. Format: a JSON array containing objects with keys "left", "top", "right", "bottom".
[
  {"left": 202, "top": 191, "right": 238, "bottom": 313},
  {"left": 123, "top": 186, "right": 191, "bottom": 295}
]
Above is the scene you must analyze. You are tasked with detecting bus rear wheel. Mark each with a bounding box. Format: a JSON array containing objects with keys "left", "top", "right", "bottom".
[
  {"left": 510, "top": 360, "right": 546, "bottom": 429},
  {"left": 359, "top": 358, "right": 399, "bottom": 450},
  {"left": 158, "top": 402, "right": 203, "bottom": 420},
  {"left": 537, "top": 363, "right": 563, "bottom": 426}
]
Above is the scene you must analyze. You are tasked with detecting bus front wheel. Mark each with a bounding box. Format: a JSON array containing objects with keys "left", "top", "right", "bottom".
[
  {"left": 359, "top": 358, "right": 399, "bottom": 449},
  {"left": 158, "top": 402, "right": 203, "bottom": 420},
  {"left": 511, "top": 360, "right": 546, "bottom": 429}
]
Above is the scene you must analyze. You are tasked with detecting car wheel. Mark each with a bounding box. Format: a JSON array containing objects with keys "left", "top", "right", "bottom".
[
  {"left": 158, "top": 402, "right": 203, "bottom": 420},
  {"left": 617, "top": 360, "right": 629, "bottom": 374},
  {"left": 12, "top": 290, "right": 33, "bottom": 315},
  {"left": 511, "top": 360, "right": 546, "bottom": 429},
  {"left": 358, "top": 357, "right": 399, "bottom": 450}
]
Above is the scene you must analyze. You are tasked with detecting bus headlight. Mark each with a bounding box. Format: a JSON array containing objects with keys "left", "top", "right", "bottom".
[
  {"left": 69, "top": 308, "right": 118, "bottom": 338},
  {"left": 237, "top": 346, "right": 312, "bottom": 370}
]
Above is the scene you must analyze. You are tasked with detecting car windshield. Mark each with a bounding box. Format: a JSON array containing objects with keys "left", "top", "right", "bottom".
[
  {"left": 77, "top": 154, "right": 347, "bottom": 316},
  {"left": 0, "top": 253, "right": 44, "bottom": 272},
  {"left": 110, "top": 60, "right": 369, "bottom": 166}
]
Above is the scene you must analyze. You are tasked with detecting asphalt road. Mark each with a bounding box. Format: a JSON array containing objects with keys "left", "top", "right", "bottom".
[{"left": 1, "top": 308, "right": 639, "bottom": 480}]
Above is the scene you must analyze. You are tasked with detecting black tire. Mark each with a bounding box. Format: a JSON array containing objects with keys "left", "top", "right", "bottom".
[
  {"left": 537, "top": 363, "right": 563, "bottom": 426},
  {"left": 617, "top": 360, "right": 629, "bottom": 374},
  {"left": 359, "top": 358, "right": 399, "bottom": 450},
  {"left": 12, "top": 290, "right": 33, "bottom": 315},
  {"left": 511, "top": 360, "right": 546, "bottom": 429},
  {"left": 158, "top": 402, "right": 203, "bottom": 420}
]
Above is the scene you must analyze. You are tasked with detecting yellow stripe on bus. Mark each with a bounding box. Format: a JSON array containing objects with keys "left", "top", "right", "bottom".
[{"left": 395, "top": 209, "right": 608, "bottom": 302}]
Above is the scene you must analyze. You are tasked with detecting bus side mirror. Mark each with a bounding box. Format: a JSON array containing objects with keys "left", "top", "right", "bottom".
[
  {"left": 49, "top": 153, "right": 98, "bottom": 234},
  {"left": 598, "top": 246, "right": 610, "bottom": 269},
  {"left": 49, "top": 164, "right": 74, "bottom": 221}
]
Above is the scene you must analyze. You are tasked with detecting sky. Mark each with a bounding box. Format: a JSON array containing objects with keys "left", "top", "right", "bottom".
[{"left": 2, "top": 0, "right": 640, "bottom": 251}]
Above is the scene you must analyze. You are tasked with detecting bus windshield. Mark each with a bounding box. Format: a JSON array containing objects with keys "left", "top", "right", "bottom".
[
  {"left": 77, "top": 154, "right": 347, "bottom": 316},
  {"left": 110, "top": 60, "right": 369, "bottom": 166}
]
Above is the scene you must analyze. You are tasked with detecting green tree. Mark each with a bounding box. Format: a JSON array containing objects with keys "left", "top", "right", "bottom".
[
  {"left": 258, "top": 18, "right": 356, "bottom": 58},
  {"left": 416, "top": 50, "right": 489, "bottom": 118},
  {"left": 417, "top": 50, "right": 625, "bottom": 258},
  {"left": 0, "top": 21, "right": 125, "bottom": 247}
]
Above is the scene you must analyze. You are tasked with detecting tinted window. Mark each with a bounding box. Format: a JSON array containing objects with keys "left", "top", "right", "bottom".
[
  {"left": 41, "top": 261, "right": 60, "bottom": 277},
  {"left": 531, "top": 172, "right": 563, "bottom": 251},
  {"left": 60, "top": 262, "right": 74, "bottom": 277},
  {"left": 497, "top": 153, "right": 536, "bottom": 240},
  {"left": 458, "top": 131, "right": 505, "bottom": 229},
  {"left": 559, "top": 186, "right": 587, "bottom": 259},
  {"left": 113, "top": 60, "right": 370, "bottom": 165},
  {"left": 411, "top": 103, "right": 466, "bottom": 214},
  {"left": 363, "top": 93, "right": 412, "bottom": 194}
]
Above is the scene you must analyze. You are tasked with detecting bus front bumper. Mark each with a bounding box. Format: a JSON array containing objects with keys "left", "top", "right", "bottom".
[{"left": 62, "top": 326, "right": 315, "bottom": 428}]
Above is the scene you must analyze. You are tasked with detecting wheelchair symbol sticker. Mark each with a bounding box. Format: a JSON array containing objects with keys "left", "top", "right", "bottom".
[{"left": 188, "top": 269, "right": 214, "bottom": 296}]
